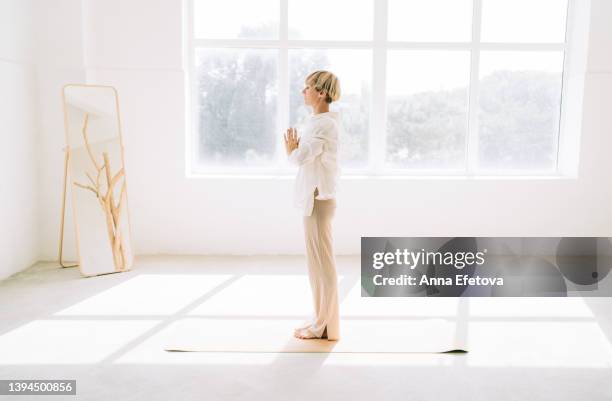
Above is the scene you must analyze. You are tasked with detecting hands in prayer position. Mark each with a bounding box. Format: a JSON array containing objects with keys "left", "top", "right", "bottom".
[{"left": 284, "top": 127, "right": 300, "bottom": 156}]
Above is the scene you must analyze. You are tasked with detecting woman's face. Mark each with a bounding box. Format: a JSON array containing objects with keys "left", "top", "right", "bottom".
[{"left": 302, "top": 82, "right": 323, "bottom": 106}]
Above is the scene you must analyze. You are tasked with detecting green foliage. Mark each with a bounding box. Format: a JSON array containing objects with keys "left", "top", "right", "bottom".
[
  {"left": 196, "top": 47, "right": 561, "bottom": 170},
  {"left": 196, "top": 49, "right": 277, "bottom": 165},
  {"left": 479, "top": 71, "right": 561, "bottom": 168},
  {"left": 386, "top": 70, "right": 561, "bottom": 169}
]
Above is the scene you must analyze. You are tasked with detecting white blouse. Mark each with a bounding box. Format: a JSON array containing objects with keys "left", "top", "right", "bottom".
[{"left": 288, "top": 111, "right": 342, "bottom": 216}]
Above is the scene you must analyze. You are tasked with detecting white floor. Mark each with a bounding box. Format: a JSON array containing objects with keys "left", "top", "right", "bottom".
[{"left": 1, "top": 255, "right": 611, "bottom": 401}]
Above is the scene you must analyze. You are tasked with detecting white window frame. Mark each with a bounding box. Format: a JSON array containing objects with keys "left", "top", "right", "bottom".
[{"left": 185, "top": 0, "right": 585, "bottom": 178}]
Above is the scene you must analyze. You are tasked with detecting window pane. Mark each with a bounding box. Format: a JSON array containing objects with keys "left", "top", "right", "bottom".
[
  {"left": 481, "top": 0, "right": 568, "bottom": 43},
  {"left": 386, "top": 51, "right": 470, "bottom": 169},
  {"left": 194, "top": 0, "right": 279, "bottom": 39},
  {"left": 478, "top": 51, "right": 563, "bottom": 170},
  {"left": 388, "top": 0, "right": 472, "bottom": 42},
  {"left": 289, "top": 49, "right": 372, "bottom": 168},
  {"left": 194, "top": 48, "right": 278, "bottom": 167},
  {"left": 288, "top": 0, "right": 373, "bottom": 40}
]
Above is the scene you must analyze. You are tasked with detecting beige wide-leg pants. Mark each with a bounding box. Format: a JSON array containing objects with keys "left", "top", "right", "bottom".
[{"left": 296, "top": 188, "right": 340, "bottom": 340}]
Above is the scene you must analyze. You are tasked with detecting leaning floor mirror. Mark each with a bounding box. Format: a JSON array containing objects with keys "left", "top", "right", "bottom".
[{"left": 60, "top": 84, "right": 134, "bottom": 277}]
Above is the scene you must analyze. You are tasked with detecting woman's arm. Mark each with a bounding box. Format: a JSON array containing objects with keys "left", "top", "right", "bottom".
[
  {"left": 286, "top": 120, "right": 333, "bottom": 166},
  {"left": 288, "top": 134, "right": 325, "bottom": 166}
]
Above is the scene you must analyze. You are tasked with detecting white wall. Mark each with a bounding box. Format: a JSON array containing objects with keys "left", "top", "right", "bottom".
[
  {"left": 36, "top": 0, "right": 612, "bottom": 260},
  {"left": 34, "top": 0, "right": 87, "bottom": 266},
  {"left": 0, "top": 0, "right": 40, "bottom": 280},
  {"left": 0, "top": 0, "right": 86, "bottom": 280}
]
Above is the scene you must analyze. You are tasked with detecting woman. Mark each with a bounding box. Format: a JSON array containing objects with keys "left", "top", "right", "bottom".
[{"left": 283, "top": 70, "right": 342, "bottom": 341}]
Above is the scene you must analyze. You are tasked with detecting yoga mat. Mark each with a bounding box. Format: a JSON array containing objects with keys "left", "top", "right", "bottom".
[{"left": 164, "top": 318, "right": 467, "bottom": 353}]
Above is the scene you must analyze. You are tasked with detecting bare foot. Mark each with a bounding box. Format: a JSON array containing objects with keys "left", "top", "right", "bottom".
[{"left": 293, "top": 326, "right": 327, "bottom": 340}]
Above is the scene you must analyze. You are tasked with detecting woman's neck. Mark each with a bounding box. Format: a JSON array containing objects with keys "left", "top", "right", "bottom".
[{"left": 312, "top": 103, "right": 330, "bottom": 115}]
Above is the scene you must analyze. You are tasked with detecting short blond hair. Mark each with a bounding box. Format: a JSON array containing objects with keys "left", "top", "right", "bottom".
[{"left": 306, "top": 70, "right": 341, "bottom": 103}]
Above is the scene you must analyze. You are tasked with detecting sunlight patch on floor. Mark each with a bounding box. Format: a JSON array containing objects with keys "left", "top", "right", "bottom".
[
  {"left": 468, "top": 297, "right": 595, "bottom": 317},
  {"left": 342, "top": 284, "right": 461, "bottom": 317},
  {"left": 187, "top": 275, "right": 334, "bottom": 316},
  {"left": 465, "top": 321, "right": 612, "bottom": 368},
  {"left": 0, "top": 320, "right": 160, "bottom": 364},
  {"left": 54, "top": 274, "right": 233, "bottom": 316}
]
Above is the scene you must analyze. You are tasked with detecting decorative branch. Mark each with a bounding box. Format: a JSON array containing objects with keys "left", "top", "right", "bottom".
[
  {"left": 73, "top": 181, "right": 97, "bottom": 196},
  {"left": 86, "top": 172, "right": 96, "bottom": 187},
  {"left": 82, "top": 114, "right": 100, "bottom": 172},
  {"left": 72, "top": 112, "right": 129, "bottom": 272}
]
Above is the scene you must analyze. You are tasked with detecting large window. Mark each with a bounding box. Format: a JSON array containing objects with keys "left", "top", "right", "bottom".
[{"left": 187, "top": 0, "right": 570, "bottom": 175}]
